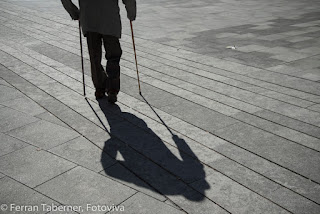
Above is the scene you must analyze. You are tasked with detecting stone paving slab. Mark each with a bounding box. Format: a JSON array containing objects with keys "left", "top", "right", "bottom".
[
  {"left": 1, "top": 96, "right": 46, "bottom": 116},
  {"left": 233, "top": 111, "right": 320, "bottom": 152},
  {"left": 0, "top": 78, "right": 12, "bottom": 88},
  {"left": 49, "top": 136, "right": 116, "bottom": 173},
  {"left": 266, "top": 186, "right": 320, "bottom": 214},
  {"left": 308, "top": 104, "right": 320, "bottom": 112},
  {"left": 0, "top": 145, "right": 76, "bottom": 188},
  {"left": 0, "top": 65, "right": 225, "bottom": 211},
  {"left": 100, "top": 163, "right": 166, "bottom": 202},
  {"left": 1, "top": 52, "right": 318, "bottom": 213},
  {"left": 34, "top": 111, "right": 71, "bottom": 129},
  {"left": 50, "top": 93, "right": 320, "bottom": 211},
  {"left": 1, "top": 0, "right": 320, "bottom": 213},
  {"left": 191, "top": 169, "right": 290, "bottom": 214},
  {"left": 164, "top": 186, "right": 229, "bottom": 214},
  {"left": 0, "top": 107, "right": 39, "bottom": 133},
  {"left": 114, "top": 192, "right": 183, "bottom": 214},
  {"left": 214, "top": 122, "right": 320, "bottom": 183},
  {"left": 0, "top": 177, "right": 57, "bottom": 214},
  {"left": 92, "top": 99, "right": 320, "bottom": 209},
  {"left": 4, "top": 8, "right": 318, "bottom": 117},
  {"left": 0, "top": 132, "right": 28, "bottom": 157},
  {"left": 0, "top": 84, "right": 24, "bottom": 103},
  {"left": 35, "top": 166, "right": 137, "bottom": 214},
  {"left": 254, "top": 109, "right": 320, "bottom": 139},
  {"left": 6, "top": 119, "right": 79, "bottom": 150},
  {"left": 2, "top": 3, "right": 318, "bottom": 108}
]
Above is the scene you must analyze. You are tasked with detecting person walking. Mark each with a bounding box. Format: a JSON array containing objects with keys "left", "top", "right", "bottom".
[{"left": 61, "top": 0, "right": 136, "bottom": 103}]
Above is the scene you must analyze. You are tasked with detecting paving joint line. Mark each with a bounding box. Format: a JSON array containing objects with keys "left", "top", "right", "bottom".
[
  {"left": 2, "top": 47, "right": 320, "bottom": 206},
  {"left": 0, "top": 86, "right": 171, "bottom": 205},
  {"left": 122, "top": 71, "right": 320, "bottom": 151},
  {"left": 1, "top": 2, "right": 320, "bottom": 209},
  {"left": 0, "top": 138, "right": 31, "bottom": 159},
  {"left": 2, "top": 65, "right": 296, "bottom": 214},
  {"left": 1, "top": 13, "right": 319, "bottom": 113},
  {"left": 1, "top": 7, "right": 320, "bottom": 104},
  {"left": 45, "top": 146, "right": 178, "bottom": 207},
  {"left": 0, "top": 68, "right": 198, "bottom": 213},
  {"left": 44, "top": 135, "right": 81, "bottom": 151},
  {"left": 3, "top": 119, "right": 40, "bottom": 135},
  {"left": 4, "top": 37, "right": 320, "bottom": 158},
  {"left": 2, "top": 1, "right": 320, "bottom": 212},
  {"left": 119, "top": 43, "right": 320, "bottom": 105},
  {"left": 3, "top": 34, "right": 320, "bottom": 151},
  {"left": 2, "top": 44, "right": 320, "bottom": 204},
  {"left": 4, "top": 18, "right": 317, "bottom": 116},
  {"left": 32, "top": 165, "right": 79, "bottom": 190},
  {"left": 0, "top": 173, "right": 68, "bottom": 211},
  {"left": 84, "top": 96, "right": 294, "bottom": 213}
]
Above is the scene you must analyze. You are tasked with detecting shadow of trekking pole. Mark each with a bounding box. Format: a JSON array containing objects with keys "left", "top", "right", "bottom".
[{"left": 139, "top": 94, "right": 206, "bottom": 171}]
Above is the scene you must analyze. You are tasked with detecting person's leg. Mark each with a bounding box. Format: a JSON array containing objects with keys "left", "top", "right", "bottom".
[
  {"left": 86, "top": 32, "right": 108, "bottom": 98},
  {"left": 102, "top": 35, "right": 122, "bottom": 97}
]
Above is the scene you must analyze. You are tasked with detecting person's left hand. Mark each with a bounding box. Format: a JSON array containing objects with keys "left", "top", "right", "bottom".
[{"left": 125, "top": 0, "right": 136, "bottom": 21}]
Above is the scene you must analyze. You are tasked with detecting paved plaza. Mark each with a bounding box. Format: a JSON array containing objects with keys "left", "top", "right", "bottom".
[{"left": 0, "top": 0, "right": 320, "bottom": 213}]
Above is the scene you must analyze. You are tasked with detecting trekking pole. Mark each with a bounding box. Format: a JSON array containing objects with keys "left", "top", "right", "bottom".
[
  {"left": 130, "top": 20, "right": 141, "bottom": 94},
  {"left": 78, "top": 19, "right": 86, "bottom": 96}
]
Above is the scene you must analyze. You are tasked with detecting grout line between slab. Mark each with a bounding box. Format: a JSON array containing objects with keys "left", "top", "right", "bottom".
[
  {"left": 1, "top": 8, "right": 320, "bottom": 107},
  {"left": 2, "top": 47, "right": 320, "bottom": 203},
  {"left": 3, "top": 119, "right": 40, "bottom": 135},
  {"left": 2, "top": 66, "right": 296, "bottom": 213},
  {"left": 2, "top": 34, "right": 320, "bottom": 151},
  {"left": 0, "top": 17, "right": 318, "bottom": 125},
  {"left": 0, "top": 3, "right": 320, "bottom": 211}
]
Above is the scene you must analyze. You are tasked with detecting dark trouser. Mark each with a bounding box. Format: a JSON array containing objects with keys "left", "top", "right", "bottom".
[{"left": 86, "top": 32, "right": 122, "bottom": 93}]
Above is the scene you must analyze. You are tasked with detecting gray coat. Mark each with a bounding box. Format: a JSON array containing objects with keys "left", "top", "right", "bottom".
[{"left": 61, "top": 0, "right": 136, "bottom": 38}]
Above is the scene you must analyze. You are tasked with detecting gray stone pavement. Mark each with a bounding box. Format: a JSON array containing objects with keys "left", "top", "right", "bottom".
[{"left": 0, "top": 0, "right": 320, "bottom": 213}]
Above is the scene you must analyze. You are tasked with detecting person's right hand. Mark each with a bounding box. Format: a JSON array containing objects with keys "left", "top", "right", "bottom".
[
  {"left": 70, "top": 9, "right": 80, "bottom": 20},
  {"left": 61, "top": 0, "right": 80, "bottom": 20},
  {"left": 127, "top": 10, "right": 136, "bottom": 21}
]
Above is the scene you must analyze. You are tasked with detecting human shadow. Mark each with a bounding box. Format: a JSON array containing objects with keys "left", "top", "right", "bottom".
[{"left": 97, "top": 98, "right": 210, "bottom": 201}]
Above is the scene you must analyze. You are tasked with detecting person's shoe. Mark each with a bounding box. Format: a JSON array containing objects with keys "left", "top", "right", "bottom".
[
  {"left": 95, "top": 89, "right": 105, "bottom": 100},
  {"left": 107, "top": 91, "right": 117, "bottom": 103}
]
